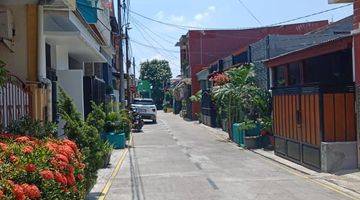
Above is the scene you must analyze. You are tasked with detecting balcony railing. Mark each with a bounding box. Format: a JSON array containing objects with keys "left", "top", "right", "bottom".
[{"left": 0, "top": 75, "right": 32, "bottom": 128}]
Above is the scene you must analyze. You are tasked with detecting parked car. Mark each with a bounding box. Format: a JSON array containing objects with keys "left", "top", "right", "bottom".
[{"left": 131, "top": 98, "right": 157, "bottom": 123}]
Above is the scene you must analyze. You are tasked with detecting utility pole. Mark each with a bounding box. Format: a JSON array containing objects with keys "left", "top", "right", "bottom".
[
  {"left": 117, "top": 0, "right": 125, "bottom": 107},
  {"left": 133, "top": 57, "right": 136, "bottom": 82},
  {"left": 125, "top": 27, "right": 131, "bottom": 108},
  {"left": 132, "top": 57, "right": 136, "bottom": 99}
]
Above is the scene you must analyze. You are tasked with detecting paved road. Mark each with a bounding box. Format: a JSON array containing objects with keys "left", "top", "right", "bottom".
[{"left": 105, "top": 112, "right": 352, "bottom": 200}]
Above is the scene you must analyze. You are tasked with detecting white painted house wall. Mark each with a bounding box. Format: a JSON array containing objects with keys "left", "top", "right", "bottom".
[{"left": 57, "top": 70, "right": 85, "bottom": 118}]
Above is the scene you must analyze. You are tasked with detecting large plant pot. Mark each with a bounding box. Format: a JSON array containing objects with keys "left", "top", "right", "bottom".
[
  {"left": 238, "top": 124, "right": 261, "bottom": 148},
  {"left": 232, "top": 123, "right": 241, "bottom": 144},
  {"left": 106, "top": 133, "right": 126, "bottom": 149}
]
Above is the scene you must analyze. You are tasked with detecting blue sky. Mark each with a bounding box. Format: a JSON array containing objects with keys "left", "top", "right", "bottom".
[{"left": 115, "top": 0, "right": 353, "bottom": 78}]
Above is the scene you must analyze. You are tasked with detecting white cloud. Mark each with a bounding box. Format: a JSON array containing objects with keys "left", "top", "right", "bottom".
[
  {"left": 191, "top": 6, "right": 216, "bottom": 26},
  {"left": 153, "top": 6, "right": 216, "bottom": 31},
  {"left": 208, "top": 6, "right": 216, "bottom": 12}
]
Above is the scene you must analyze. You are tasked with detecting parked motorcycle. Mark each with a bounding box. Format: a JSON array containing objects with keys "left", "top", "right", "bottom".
[{"left": 131, "top": 107, "right": 144, "bottom": 132}]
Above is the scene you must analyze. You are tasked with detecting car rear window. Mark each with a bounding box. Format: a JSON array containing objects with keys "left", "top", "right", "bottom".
[{"left": 134, "top": 99, "right": 154, "bottom": 105}]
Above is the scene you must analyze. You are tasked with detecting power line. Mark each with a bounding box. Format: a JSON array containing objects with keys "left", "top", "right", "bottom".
[
  {"left": 131, "top": 16, "right": 176, "bottom": 44},
  {"left": 131, "top": 39, "right": 180, "bottom": 53},
  {"left": 132, "top": 20, "right": 178, "bottom": 60},
  {"left": 269, "top": 4, "right": 352, "bottom": 26},
  {"left": 236, "top": 0, "right": 262, "bottom": 26},
  {"left": 127, "top": 4, "right": 351, "bottom": 31}
]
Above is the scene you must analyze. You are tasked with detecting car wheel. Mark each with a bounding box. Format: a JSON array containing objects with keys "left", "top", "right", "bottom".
[{"left": 153, "top": 119, "right": 157, "bottom": 124}]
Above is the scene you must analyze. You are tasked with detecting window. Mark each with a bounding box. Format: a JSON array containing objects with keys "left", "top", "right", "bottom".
[
  {"left": 303, "top": 49, "right": 352, "bottom": 85},
  {"left": 288, "top": 62, "right": 301, "bottom": 86},
  {"left": 134, "top": 99, "right": 154, "bottom": 105},
  {"left": 273, "top": 65, "right": 286, "bottom": 87}
]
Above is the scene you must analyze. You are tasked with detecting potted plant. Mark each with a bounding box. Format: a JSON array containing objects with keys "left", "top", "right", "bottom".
[
  {"left": 258, "top": 117, "right": 274, "bottom": 149},
  {"left": 104, "top": 112, "right": 126, "bottom": 149}
]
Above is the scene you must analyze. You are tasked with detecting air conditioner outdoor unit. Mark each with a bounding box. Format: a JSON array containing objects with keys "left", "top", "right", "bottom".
[{"left": 0, "top": 8, "right": 14, "bottom": 40}]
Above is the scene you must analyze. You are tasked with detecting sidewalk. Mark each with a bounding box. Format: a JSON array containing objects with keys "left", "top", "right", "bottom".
[
  {"left": 198, "top": 121, "right": 360, "bottom": 199},
  {"left": 86, "top": 148, "right": 128, "bottom": 200}
]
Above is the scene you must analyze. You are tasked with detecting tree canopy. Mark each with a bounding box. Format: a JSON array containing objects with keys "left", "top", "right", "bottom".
[{"left": 139, "top": 59, "right": 172, "bottom": 108}]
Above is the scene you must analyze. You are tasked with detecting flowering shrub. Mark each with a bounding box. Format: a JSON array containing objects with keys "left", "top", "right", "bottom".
[
  {"left": 0, "top": 134, "right": 86, "bottom": 199},
  {"left": 210, "top": 73, "right": 230, "bottom": 86}
]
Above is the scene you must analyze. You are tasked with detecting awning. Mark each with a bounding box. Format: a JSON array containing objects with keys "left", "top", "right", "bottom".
[{"left": 265, "top": 35, "right": 352, "bottom": 68}]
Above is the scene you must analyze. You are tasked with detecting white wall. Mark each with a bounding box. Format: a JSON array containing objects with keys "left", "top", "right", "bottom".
[
  {"left": 114, "top": 89, "right": 119, "bottom": 103},
  {"left": 57, "top": 69, "right": 85, "bottom": 118},
  {"left": 0, "top": 5, "right": 28, "bottom": 81},
  {"left": 52, "top": 45, "right": 69, "bottom": 70}
]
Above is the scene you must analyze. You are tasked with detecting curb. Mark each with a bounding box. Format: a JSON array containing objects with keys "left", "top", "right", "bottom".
[{"left": 97, "top": 134, "right": 133, "bottom": 200}]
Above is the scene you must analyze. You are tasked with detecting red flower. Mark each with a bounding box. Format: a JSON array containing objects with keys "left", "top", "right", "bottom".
[
  {"left": 40, "top": 170, "right": 54, "bottom": 180},
  {"left": 67, "top": 165, "right": 75, "bottom": 174},
  {"left": 0, "top": 142, "right": 7, "bottom": 151},
  {"left": 10, "top": 155, "right": 18, "bottom": 163},
  {"left": 15, "top": 136, "right": 30, "bottom": 143},
  {"left": 13, "top": 184, "right": 26, "bottom": 200},
  {"left": 63, "top": 139, "right": 77, "bottom": 151},
  {"left": 55, "top": 154, "right": 69, "bottom": 164},
  {"left": 54, "top": 171, "right": 67, "bottom": 185},
  {"left": 57, "top": 145, "right": 75, "bottom": 159},
  {"left": 77, "top": 174, "right": 84, "bottom": 181},
  {"left": 45, "top": 141, "right": 58, "bottom": 152},
  {"left": 22, "top": 146, "right": 34, "bottom": 154},
  {"left": 66, "top": 173, "right": 76, "bottom": 186},
  {"left": 25, "top": 164, "right": 36, "bottom": 173},
  {"left": 78, "top": 163, "right": 86, "bottom": 169},
  {"left": 0, "top": 190, "right": 4, "bottom": 198},
  {"left": 21, "top": 184, "right": 41, "bottom": 199}
]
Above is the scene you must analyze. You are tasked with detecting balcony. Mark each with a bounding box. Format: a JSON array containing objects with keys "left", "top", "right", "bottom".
[
  {"left": 328, "top": 0, "right": 353, "bottom": 3},
  {"left": 49, "top": 0, "right": 77, "bottom": 10},
  {"left": 77, "top": 0, "right": 98, "bottom": 24}
]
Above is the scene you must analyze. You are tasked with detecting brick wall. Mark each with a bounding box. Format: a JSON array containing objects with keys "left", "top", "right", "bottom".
[{"left": 355, "top": 0, "right": 360, "bottom": 29}]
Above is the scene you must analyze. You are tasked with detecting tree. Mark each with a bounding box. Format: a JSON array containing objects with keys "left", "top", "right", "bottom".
[{"left": 140, "top": 59, "right": 172, "bottom": 108}]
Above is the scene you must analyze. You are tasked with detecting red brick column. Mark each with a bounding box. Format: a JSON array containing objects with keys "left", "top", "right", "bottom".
[{"left": 355, "top": 0, "right": 360, "bottom": 29}]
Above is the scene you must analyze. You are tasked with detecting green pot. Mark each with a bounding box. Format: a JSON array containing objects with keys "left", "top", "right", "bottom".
[{"left": 106, "top": 132, "right": 126, "bottom": 149}]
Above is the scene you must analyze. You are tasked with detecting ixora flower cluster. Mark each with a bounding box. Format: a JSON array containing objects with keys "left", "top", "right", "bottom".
[
  {"left": 210, "top": 73, "right": 230, "bottom": 86},
  {"left": 0, "top": 134, "right": 86, "bottom": 200}
]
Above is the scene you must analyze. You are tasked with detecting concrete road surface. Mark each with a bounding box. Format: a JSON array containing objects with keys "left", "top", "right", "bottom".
[{"left": 104, "top": 112, "right": 353, "bottom": 200}]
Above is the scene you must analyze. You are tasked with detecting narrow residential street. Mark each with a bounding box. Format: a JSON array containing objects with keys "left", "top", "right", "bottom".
[{"left": 104, "top": 112, "right": 352, "bottom": 200}]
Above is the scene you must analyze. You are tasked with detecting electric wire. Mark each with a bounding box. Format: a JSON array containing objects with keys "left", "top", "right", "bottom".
[
  {"left": 131, "top": 18, "right": 179, "bottom": 60},
  {"left": 236, "top": 0, "right": 263, "bottom": 26},
  {"left": 127, "top": 4, "right": 351, "bottom": 30}
]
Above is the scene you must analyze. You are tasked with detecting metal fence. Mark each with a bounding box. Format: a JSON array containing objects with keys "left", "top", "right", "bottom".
[{"left": 0, "top": 75, "right": 32, "bottom": 128}]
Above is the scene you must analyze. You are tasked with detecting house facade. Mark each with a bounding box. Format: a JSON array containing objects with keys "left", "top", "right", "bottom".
[
  {"left": 330, "top": 0, "right": 360, "bottom": 168},
  {"left": 265, "top": 35, "right": 356, "bottom": 172},
  {"left": 176, "top": 21, "right": 329, "bottom": 119},
  {"left": 0, "top": 0, "right": 119, "bottom": 128}
]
